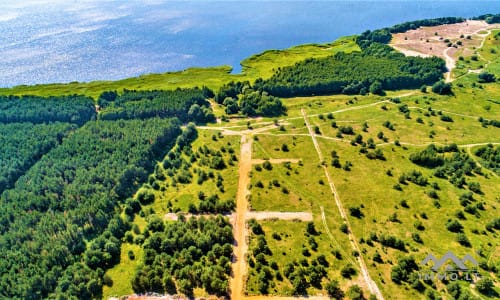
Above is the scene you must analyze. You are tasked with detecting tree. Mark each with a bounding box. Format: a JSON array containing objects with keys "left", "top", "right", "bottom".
[
  {"left": 347, "top": 285, "right": 364, "bottom": 300},
  {"left": 306, "top": 222, "right": 317, "bottom": 235},
  {"left": 341, "top": 264, "right": 356, "bottom": 278},
  {"left": 292, "top": 275, "right": 308, "bottom": 295},
  {"left": 223, "top": 97, "right": 239, "bottom": 114},
  {"left": 446, "top": 219, "right": 463, "bottom": 232},
  {"left": 163, "top": 275, "right": 177, "bottom": 295},
  {"left": 325, "top": 280, "right": 344, "bottom": 299},
  {"left": 370, "top": 80, "right": 385, "bottom": 95}
]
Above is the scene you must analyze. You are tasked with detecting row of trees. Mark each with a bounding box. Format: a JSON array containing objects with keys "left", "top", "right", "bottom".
[
  {"left": 0, "top": 95, "right": 96, "bottom": 125},
  {"left": 0, "top": 122, "right": 76, "bottom": 194},
  {"left": 0, "top": 118, "right": 182, "bottom": 298},
  {"left": 98, "top": 88, "right": 215, "bottom": 123},
  {"left": 131, "top": 216, "right": 234, "bottom": 297},
  {"left": 255, "top": 43, "right": 446, "bottom": 97}
]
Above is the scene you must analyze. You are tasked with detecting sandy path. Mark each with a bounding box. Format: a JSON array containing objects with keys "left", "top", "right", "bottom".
[
  {"left": 302, "top": 109, "right": 385, "bottom": 300},
  {"left": 245, "top": 211, "right": 313, "bottom": 221},
  {"left": 231, "top": 134, "right": 252, "bottom": 300}
]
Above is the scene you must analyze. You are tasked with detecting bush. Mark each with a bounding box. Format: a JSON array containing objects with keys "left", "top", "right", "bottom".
[
  {"left": 340, "top": 264, "right": 356, "bottom": 278},
  {"left": 446, "top": 219, "right": 463, "bottom": 232},
  {"left": 340, "top": 223, "right": 349, "bottom": 233},
  {"left": 325, "top": 280, "right": 344, "bottom": 299},
  {"left": 478, "top": 72, "right": 496, "bottom": 83},
  {"left": 347, "top": 285, "right": 364, "bottom": 300},
  {"left": 263, "top": 160, "right": 272, "bottom": 170},
  {"left": 456, "top": 233, "right": 471, "bottom": 247},
  {"left": 476, "top": 278, "right": 494, "bottom": 295}
]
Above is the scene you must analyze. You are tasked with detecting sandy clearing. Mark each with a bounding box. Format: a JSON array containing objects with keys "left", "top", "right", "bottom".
[
  {"left": 245, "top": 211, "right": 313, "bottom": 221},
  {"left": 390, "top": 20, "right": 499, "bottom": 81}
]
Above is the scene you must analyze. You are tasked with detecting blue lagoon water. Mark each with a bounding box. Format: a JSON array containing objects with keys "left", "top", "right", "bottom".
[{"left": 0, "top": 0, "right": 498, "bottom": 87}]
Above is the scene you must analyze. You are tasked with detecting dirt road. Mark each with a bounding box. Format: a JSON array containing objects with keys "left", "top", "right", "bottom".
[{"left": 231, "top": 135, "right": 253, "bottom": 300}]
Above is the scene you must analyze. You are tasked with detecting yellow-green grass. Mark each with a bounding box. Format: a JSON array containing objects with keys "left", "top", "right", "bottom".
[
  {"left": 246, "top": 220, "right": 358, "bottom": 296},
  {"left": 149, "top": 129, "right": 240, "bottom": 213},
  {"left": 103, "top": 243, "right": 144, "bottom": 299},
  {"left": 303, "top": 92, "right": 498, "bottom": 147},
  {"left": 317, "top": 137, "right": 500, "bottom": 299},
  {"left": 250, "top": 135, "right": 333, "bottom": 212},
  {"left": 478, "top": 29, "right": 500, "bottom": 63},
  {"left": 0, "top": 37, "right": 359, "bottom": 99},
  {"left": 252, "top": 134, "right": 316, "bottom": 161}
]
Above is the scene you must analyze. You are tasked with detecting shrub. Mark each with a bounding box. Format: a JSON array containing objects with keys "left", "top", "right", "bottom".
[
  {"left": 325, "top": 280, "right": 344, "bottom": 299},
  {"left": 456, "top": 233, "right": 471, "bottom": 247},
  {"left": 340, "top": 264, "right": 356, "bottom": 278},
  {"left": 432, "top": 81, "right": 452, "bottom": 95},
  {"left": 446, "top": 219, "right": 463, "bottom": 232},
  {"left": 340, "top": 223, "right": 349, "bottom": 233},
  {"left": 478, "top": 72, "right": 496, "bottom": 83}
]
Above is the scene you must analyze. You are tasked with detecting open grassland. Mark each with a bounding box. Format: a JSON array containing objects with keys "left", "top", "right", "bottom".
[
  {"left": 247, "top": 132, "right": 369, "bottom": 297},
  {"left": 0, "top": 37, "right": 359, "bottom": 99},
  {"left": 242, "top": 30, "right": 499, "bottom": 298},
  {"left": 318, "top": 137, "right": 499, "bottom": 299}
]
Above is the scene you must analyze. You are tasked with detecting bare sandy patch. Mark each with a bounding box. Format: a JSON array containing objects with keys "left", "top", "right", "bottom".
[{"left": 390, "top": 20, "right": 499, "bottom": 81}]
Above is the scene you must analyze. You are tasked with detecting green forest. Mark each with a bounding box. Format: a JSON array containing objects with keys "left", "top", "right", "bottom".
[
  {"left": 98, "top": 88, "right": 215, "bottom": 123},
  {"left": 132, "top": 216, "right": 233, "bottom": 297},
  {"left": 0, "top": 122, "right": 76, "bottom": 194},
  {"left": 255, "top": 43, "right": 446, "bottom": 97},
  {"left": 0, "top": 95, "right": 96, "bottom": 125}
]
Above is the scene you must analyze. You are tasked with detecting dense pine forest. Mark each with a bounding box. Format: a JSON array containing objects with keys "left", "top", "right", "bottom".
[
  {"left": 255, "top": 43, "right": 446, "bottom": 97},
  {"left": 0, "top": 95, "right": 96, "bottom": 125},
  {"left": 0, "top": 122, "right": 76, "bottom": 194},
  {"left": 0, "top": 89, "right": 217, "bottom": 299},
  {"left": 98, "top": 88, "right": 215, "bottom": 123}
]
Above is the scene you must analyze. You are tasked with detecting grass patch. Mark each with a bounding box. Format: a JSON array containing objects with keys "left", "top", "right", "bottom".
[{"left": 246, "top": 220, "right": 356, "bottom": 296}]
